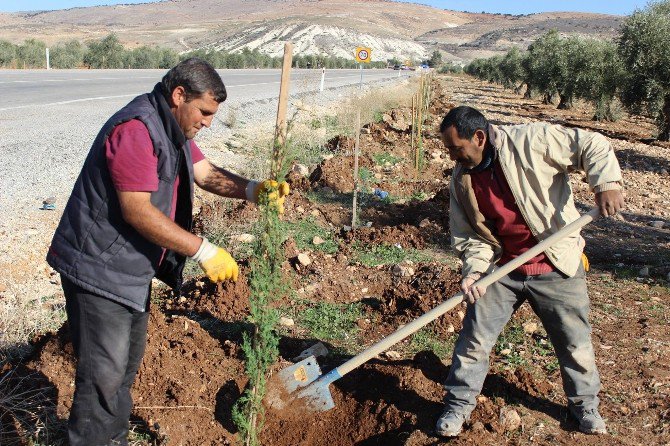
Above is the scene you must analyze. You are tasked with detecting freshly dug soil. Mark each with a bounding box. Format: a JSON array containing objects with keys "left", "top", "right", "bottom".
[{"left": 7, "top": 74, "right": 670, "bottom": 446}]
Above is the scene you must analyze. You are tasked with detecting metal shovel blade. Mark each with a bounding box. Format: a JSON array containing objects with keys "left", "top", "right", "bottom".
[{"left": 266, "top": 355, "right": 325, "bottom": 410}]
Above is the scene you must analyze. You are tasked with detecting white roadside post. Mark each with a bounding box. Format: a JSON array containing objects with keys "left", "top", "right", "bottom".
[
  {"left": 320, "top": 67, "right": 325, "bottom": 92},
  {"left": 46, "top": 47, "right": 50, "bottom": 70}
]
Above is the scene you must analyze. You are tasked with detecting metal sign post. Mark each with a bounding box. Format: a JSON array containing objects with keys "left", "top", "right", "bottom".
[{"left": 354, "top": 46, "right": 372, "bottom": 90}]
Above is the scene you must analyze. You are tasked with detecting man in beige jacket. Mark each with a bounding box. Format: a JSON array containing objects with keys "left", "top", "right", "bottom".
[{"left": 436, "top": 106, "right": 624, "bottom": 437}]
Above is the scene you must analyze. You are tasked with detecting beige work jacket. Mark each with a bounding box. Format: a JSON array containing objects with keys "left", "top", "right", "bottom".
[{"left": 450, "top": 122, "right": 623, "bottom": 278}]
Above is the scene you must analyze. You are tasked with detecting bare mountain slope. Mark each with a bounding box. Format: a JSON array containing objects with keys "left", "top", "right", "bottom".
[{"left": 0, "top": 1, "right": 623, "bottom": 63}]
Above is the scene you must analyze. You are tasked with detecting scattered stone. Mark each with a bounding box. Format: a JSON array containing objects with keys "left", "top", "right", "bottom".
[
  {"left": 418, "top": 218, "right": 431, "bottom": 228},
  {"left": 291, "top": 164, "right": 309, "bottom": 177},
  {"left": 500, "top": 407, "right": 522, "bottom": 432},
  {"left": 279, "top": 316, "right": 295, "bottom": 327},
  {"left": 361, "top": 127, "right": 371, "bottom": 134},
  {"left": 639, "top": 266, "right": 649, "bottom": 277},
  {"left": 522, "top": 321, "right": 538, "bottom": 334},
  {"left": 471, "top": 421, "right": 486, "bottom": 432},
  {"left": 296, "top": 206, "right": 305, "bottom": 213},
  {"left": 500, "top": 348, "right": 512, "bottom": 355},
  {"left": 311, "top": 209, "right": 320, "bottom": 217},
  {"left": 195, "top": 280, "right": 205, "bottom": 288},
  {"left": 361, "top": 287, "right": 369, "bottom": 293},
  {"left": 457, "top": 310, "right": 465, "bottom": 321},
  {"left": 178, "top": 296, "right": 187, "bottom": 304},
  {"left": 392, "top": 264, "right": 414, "bottom": 277},
  {"left": 297, "top": 253, "right": 312, "bottom": 266},
  {"left": 343, "top": 225, "right": 352, "bottom": 232},
  {"left": 312, "top": 236, "right": 325, "bottom": 245},
  {"left": 294, "top": 342, "right": 329, "bottom": 361},
  {"left": 234, "top": 233, "right": 255, "bottom": 243},
  {"left": 0, "top": 284, "right": 6, "bottom": 293},
  {"left": 383, "top": 350, "right": 402, "bottom": 360},
  {"left": 649, "top": 220, "right": 665, "bottom": 229},
  {"left": 446, "top": 323, "right": 455, "bottom": 333}
]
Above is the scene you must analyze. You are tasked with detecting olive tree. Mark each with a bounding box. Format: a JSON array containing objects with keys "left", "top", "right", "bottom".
[
  {"left": 51, "top": 40, "right": 85, "bottom": 68},
  {"left": 618, "top": 0, "right": 670, "bottom": 139},
  {"left": 84, "top": 34, "right": 126, "bottom": 68}
]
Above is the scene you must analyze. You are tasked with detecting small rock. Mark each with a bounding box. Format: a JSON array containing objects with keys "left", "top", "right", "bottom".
[
  {"left": 343, "top": 225, "right": 352, "bottom": 232},
  {"left": 418, "top": 218, "right": 431, "bottom": 228},
  {"left": 639, "top": 266, "right": 649, "bottom": 277},
  {"left": 234, "top": 233, "right": 255, "bottom": 243},
  {"left": 321, "top": 186, "right": 334, "bottom": 195},
  {"left": 500, "top": 348, "right": 512, "bottom": 355},
  {"left": 297, "top": 253, "right": 312, "bottom": 266},
  {"left": 0, "top": 283, "right": 6, "bottom": 293},
  {"left": 291, "top": 164, "right": 309, "bottom": 177},
  {"left": 392, "top": 264, "right": 414, "bottom": 277},
  {"left": 178, "top": 296, "right": 187, "bottom": 304},
  {"left": 296, "top": 206, "right": 305, "bottom": 213},
  {"left": 279, "top": 316, "right": 295, "bottom": 327},
  {"left": 471, "top": 421, "right": 486, "bottom": 432},
  {"left": 383, "top": 350, "right": 401, "bottom": 360},
  {"left": 361, "top": 127, "right": 371, "bottom": 134},
  {"left": 457, "top": 310, "right": 465, "bottom": 321},
  {"left": 311, "top": 209, "right": 320, "bottom": 217},
  {"left": 446, "top": 323, "right": 455, "bottom": 333},
  {"left": 312, "top": 236, "right": 325, "bottom": 245},
  {"left": 322, "top": 154, "right": 334, "bottom": 161},
  {"left": 195, "top": 280, "right": 205, "bottom": 288},
  {"left": 522, "top": 321, "right": 538, "bottom": 334},
  {"left": 500, "top": 407, "right": 521, "bottom": 431},
  {"left": 649, "top": 220, "right": 665, "bottom": 229},
  {"left": 361, "top": 288, "right": 369, "bottom": 293}
]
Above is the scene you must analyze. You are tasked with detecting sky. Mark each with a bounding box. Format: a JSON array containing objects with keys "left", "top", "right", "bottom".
[{"left": 0, "top": 0, "right": 649, "bottom": 15}]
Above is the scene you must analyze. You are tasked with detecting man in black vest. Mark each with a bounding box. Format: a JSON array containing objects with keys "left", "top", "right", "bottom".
[{"left": 47, "top": 58, "right": 288, "bottom": 445}]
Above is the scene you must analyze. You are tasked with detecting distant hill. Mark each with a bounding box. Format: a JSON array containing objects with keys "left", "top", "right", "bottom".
[{"left": 0, "top": 0, "right": 624, "bottom": 63}]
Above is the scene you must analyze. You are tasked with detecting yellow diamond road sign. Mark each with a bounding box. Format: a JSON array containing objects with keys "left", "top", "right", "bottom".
[{"left": 355, "top": 47, "right": 372, "bottom": 63}]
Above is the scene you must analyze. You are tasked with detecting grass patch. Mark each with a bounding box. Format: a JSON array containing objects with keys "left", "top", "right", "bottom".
[
  {"left": 351, "top": 243, "right": 432, "bottom": 267},
  {"left": 494, "top": 322, "right": 527, "bottom": 367},
  {"left": 298, "top": 301, "right": 362, "bottom": 346},
  {"left": 281, "top": 217, "right": 339, "bottom": 254},
  {"left": 408, "top": 327, "right": 455, "bottom": 360},
  {"left": 373, "top": 152, "right": 403, "bottom": 167}
]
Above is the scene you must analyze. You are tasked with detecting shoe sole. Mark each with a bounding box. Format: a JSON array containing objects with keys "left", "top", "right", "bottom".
[
  {"left": 580, "top": 427, "right": 607, "bottom": 435},
  {"left": 435, "top": 428, "right": 462, "bottom": 437}
]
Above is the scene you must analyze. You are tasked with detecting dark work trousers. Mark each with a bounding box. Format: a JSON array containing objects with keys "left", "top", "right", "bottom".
[
  {"left": 443, "top": 264, "right": 601, "bottom": 417},
  {"left": 62, "top": 275, "right": 150, "bottom": 446}
]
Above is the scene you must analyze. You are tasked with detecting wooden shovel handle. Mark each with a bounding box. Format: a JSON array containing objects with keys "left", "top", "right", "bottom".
[{"left": 335, "top": 208, "right": 601, "bottom": 377}]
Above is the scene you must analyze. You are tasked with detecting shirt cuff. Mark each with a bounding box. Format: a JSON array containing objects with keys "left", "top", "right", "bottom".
[{"left": 593, "top": 182, "right": 622, "bottom": 193}]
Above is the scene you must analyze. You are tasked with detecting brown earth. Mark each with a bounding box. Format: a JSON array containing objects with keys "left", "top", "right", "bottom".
[{"left": 4, "top": 74, "right": 670, "bottom": 445}]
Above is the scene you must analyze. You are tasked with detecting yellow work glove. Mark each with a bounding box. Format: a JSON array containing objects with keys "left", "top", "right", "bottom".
[
  {"left": 246, "top": 179, "right": 290, "bottom": 214},
  {"left": 581, "top": 253, "right": 590, "bottom": 272},
  {"left": 190, "top": 237, "right": 238, "bottom": 282}
]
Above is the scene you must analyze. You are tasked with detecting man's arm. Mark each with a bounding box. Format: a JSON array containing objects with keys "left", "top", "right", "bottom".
[
  {"left": 544, "top": 125, "right": 625, "bottom": 216},
  {"left": 117, "top": 191, "right": 202, "bottom": 256},
  {"left": 117, "top": 190, "right": 239, "bottom": 281},
  {"left": 193, "top": 158, "right": 251, "bottom": 200}
]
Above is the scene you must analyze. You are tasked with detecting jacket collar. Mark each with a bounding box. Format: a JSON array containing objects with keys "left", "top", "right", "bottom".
[{"left": 148, "top": 83, "right": 187, "bottom": 149}]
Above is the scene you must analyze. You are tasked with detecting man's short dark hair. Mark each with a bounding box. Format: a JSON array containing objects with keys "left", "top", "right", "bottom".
[
  {"left": 161, "top": 57, "right": 227, "bottom": 103},
  {"left": 439, "top": 106, "right": 488, "bottom": 139}
]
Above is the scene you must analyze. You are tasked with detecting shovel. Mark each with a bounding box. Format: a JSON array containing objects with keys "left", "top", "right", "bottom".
[{"left": 271, "top": 208, "right": 601, "bottom": 412}]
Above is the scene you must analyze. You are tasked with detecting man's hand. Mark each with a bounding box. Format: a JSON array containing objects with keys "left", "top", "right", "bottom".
[
  {"left": 461, "top": 273, "right": 487, "bottom": 304},
  {"left": 595, "top": 190, "right": 624, "bottom": 217},
  {"left": 190, "top": 238, "right": 239, "bottom": 282},
  {"left": 252, "top": 180, "right": 290, "bottom": 214}
]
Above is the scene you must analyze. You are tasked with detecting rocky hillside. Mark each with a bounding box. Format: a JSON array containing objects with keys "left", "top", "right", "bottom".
[{"left": 0, "top": 0, "right": 623, "bottom": 62}]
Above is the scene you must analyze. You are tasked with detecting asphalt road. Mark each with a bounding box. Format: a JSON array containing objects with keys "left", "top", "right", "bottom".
[{"left": 0, "top": 68, "right": 405, "bottom": 111}]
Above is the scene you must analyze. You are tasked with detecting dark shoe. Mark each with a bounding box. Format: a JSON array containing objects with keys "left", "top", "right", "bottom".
[
  {"left": 572, "top": 407, "right": 607, "bottom": 434},
  {"left": 435, "top": 409, "right": 467, "bottom": 437}
]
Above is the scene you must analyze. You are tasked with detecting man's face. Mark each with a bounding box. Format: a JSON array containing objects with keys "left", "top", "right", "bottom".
[
  {"left": 440, "top": 125, "right": 486, "bottom": 169},
  {"left": 170, "top": 87, "right": 220, "bottom": 139}
]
